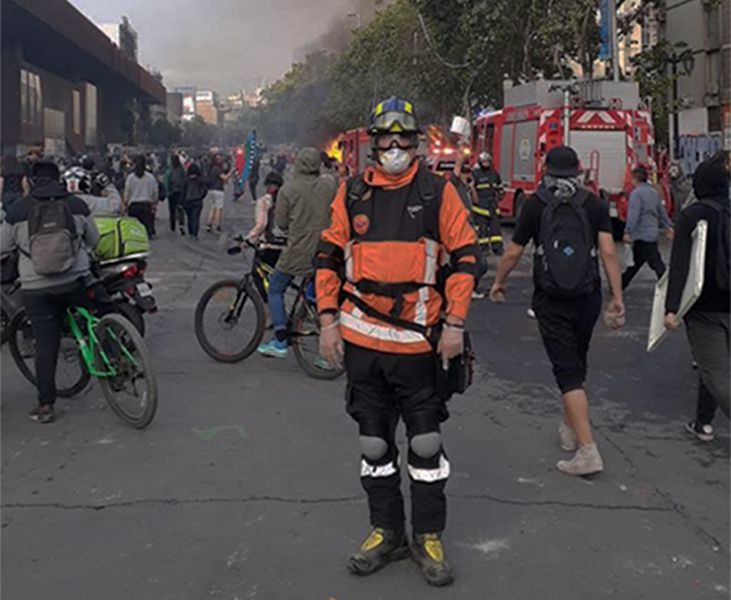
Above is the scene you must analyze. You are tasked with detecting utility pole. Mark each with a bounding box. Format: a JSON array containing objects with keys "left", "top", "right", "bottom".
[{"left": 609, "top": 0, "right": 620, "bottom": 81}]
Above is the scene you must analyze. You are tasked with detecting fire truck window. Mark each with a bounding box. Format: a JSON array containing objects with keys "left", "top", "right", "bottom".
[
  {"left": 486, "top": 124, "right": 495, "bottom": 154},
  {"left": 513, "top": 121, "right": 537, "bottom": 183},
  {"left": 500, "top": 123, "right": 514, "bottom": 181}
]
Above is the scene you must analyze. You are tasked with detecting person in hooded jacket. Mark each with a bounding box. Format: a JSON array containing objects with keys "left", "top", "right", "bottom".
[
  {"left": 665, "top": 151, "right": 730, "bottom": 441},
  {"left": 165, "top": 154, "right": 187, "bottom": 235},
  {"left": 256, "top": 147, "right": 337, "bottom": 358},
  {"left": 181, "top": 163, "right": 208, "bottom": 240},
  {"left": 1, "top": 160, "right": 99, "bottom": 424}
]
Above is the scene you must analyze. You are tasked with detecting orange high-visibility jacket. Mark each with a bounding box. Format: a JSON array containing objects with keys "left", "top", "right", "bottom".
[{"left": 316, "top": 162, "right": 477, "bottom": 354}]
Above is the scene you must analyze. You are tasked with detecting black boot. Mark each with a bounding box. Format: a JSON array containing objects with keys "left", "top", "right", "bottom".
[
  {"left": 347, "top": 528, "right": 409, "bottom": 576},
  {"left": 411, "top": 533, "right": 454, "bottom": 587}
]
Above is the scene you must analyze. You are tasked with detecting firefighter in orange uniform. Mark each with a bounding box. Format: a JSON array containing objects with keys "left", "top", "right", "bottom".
[{"left": 316, "top": 97, "right": 478, "bottom": 587}]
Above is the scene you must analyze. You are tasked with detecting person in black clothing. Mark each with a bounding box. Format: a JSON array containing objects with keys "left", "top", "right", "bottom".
[
  {"left": 490, "top": 146, "right": 625, "bottom": 476},
  {"left": 249, "top": 153, "right": 261, "bottom": 201},
  {"left": 665, "top": 152, "right": 730, "bottom": 441},
  {"left": 1, "top": 160, "right": 100, "bottom": 424},
  {"left": 471, "top": 152, "right": 504, "bottom": 255},
  {"left": 274, "top": 153, "right": 287, "bottom": 175},
  {"left": 182, "top": 163, "right": 208, "bottom": 239},
  {"left": 165, "top": 154, "right": 187, "bottom": 235},
  {"left": 1, "top": 155, "right": 29, "bottom": 211}
]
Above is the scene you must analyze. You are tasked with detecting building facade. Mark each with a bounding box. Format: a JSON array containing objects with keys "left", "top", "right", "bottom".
[
  {"left": 664, "top": 0, "right": 731, "bottom": 172},
  {"left": 99, "top": 16, "right": 138, "bottom": 62},
  {"left": 195, "top": 90, "right": 219, "bottom": 126},
  {"left": 1, "top": 0, "right": 165, "bottom": 157}
]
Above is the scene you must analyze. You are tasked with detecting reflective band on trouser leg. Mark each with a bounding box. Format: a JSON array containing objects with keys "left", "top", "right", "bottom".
[
  {"left": 360, "top": 439, "right": 405, "bottom": 531},
  {"left": 408, "top": 450, "right": 449, "bottom": 534}
]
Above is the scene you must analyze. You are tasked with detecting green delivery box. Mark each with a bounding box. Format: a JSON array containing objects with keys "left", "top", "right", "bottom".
[{"left": 94, "top": 216, "right": 150, "bottom": 262}]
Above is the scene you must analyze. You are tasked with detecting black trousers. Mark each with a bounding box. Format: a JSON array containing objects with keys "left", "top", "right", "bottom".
[
  {"left": 22, "top": 281, "right": 89, "bottom": 407},
  {"left": 686, "top": 310, "right": 730, "bottom": 422},
  {"left": 534, "top": 289, "right": 602, "bottom": 394},
  {"left": 128, "top": 202, "right": 154, "bottom": 237},
  {"left": 344, "top": 343, "right": 449, "bottom": 534},
  {"left": 622, "top": 241, "right": 666, "bottom": 289},
  {"left": 168, "top": 192, "right": 185, "bottom": 231},
  {"left": 183, "top": 201, "right": 203, "bottom": 237}
]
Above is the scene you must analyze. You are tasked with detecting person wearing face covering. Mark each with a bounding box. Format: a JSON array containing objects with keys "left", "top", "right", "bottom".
[
  {"left": 315, "top": 97, "right": 478, "bottom": 587},
  {"left": 664, "top": 151, "right": 730, "bottom": 440}
]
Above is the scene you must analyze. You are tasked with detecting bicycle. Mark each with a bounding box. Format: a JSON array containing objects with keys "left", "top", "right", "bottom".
[
  {"left": 194, "top": 241, "right": 344, "bottom": 380},
  {"left": 7, "top": 302, "right": 158, "bottom": 429}
]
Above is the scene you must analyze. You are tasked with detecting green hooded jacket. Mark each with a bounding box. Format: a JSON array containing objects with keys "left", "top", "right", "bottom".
[{"left": 274, "top": 147, "right": 337, "bottom": 276}]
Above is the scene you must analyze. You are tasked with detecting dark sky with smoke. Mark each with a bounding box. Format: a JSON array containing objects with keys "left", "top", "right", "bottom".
[{"left": 74, "top": 0, "right": 386, "bottom": 93}]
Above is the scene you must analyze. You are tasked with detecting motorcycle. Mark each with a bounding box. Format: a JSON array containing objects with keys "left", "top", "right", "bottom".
[{"left": 93, "top": 257, "right": 156, "bottom": 336}]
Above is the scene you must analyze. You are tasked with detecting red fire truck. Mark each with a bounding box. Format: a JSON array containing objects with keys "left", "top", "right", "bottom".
[
  {"left": 336, "top": 128, "right": 371, "bottom": 177},
  {"left": 473, "top": 80, "right": 668, "bottom": 235}
]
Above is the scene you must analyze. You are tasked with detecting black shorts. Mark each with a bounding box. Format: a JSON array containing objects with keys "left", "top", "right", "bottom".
[
  {"left": 533, "top": 289, "right": 602, "bottom": 394},
  {"left": 344, "top": 343, "right": 448, "bottom": 436}
]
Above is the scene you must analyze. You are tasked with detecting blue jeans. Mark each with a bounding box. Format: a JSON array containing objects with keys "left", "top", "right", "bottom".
[{"left": 269, "top": 270, "right": 293, "bottom": 339}]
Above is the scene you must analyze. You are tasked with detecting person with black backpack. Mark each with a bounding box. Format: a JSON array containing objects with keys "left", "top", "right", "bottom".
[
  {"left": 664, "top": 152, "right": 730, "bottom": 441},
  {"left": 490, "top": 146, "right": 625, "bottom": 476},
  {"left": 0, "top": 159, "right": 100, "bottom": 424}
]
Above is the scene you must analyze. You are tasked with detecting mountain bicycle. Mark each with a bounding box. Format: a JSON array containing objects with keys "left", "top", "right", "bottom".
[
  {"left": 194, "top": 241, "right": 344, "bottom": 380},
  {"left": 7, "top": 303, "right": 158, "bottom": 429}
]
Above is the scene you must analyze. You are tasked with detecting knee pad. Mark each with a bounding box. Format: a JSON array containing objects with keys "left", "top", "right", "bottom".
[
  {"left": 359, "top": 435, "right": 388, "bottom": 461},
  {"left": 409, "top": 432, "right": 442, "bottom": 459}
]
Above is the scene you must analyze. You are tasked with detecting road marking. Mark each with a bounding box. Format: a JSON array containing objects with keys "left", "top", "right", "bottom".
[{"left": 192, "top": 425, "right": 247, "bottom": 441}]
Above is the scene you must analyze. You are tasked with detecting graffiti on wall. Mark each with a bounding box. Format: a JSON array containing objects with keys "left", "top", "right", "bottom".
[{"left": 677, "top": 133, "right": 724, "bottom": 174}]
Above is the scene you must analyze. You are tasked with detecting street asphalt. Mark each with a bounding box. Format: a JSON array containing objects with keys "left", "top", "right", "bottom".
[{"left": 2, "top": 191, "right": 729, "bottom": 600}]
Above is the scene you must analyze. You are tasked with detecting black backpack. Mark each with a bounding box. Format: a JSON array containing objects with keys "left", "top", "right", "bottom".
[
  {"left": 535, "top": 186, "right": 598, "bottom": 298},
  {"left": 697, "top": 199, "right": 730, "bottom": 292},
  {"left": 26, "top": 197, "right": 80, "bottom": 276}
]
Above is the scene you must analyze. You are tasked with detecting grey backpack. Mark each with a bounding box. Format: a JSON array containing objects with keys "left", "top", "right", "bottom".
[{"left": 27, "top": 198, "right": 80, "bottom": 275}]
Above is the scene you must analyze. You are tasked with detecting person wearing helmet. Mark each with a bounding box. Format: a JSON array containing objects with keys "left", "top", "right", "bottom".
[
  {"left": 315, "top": 97, "right": 479, "bottom": 587},
  {"left": 62, "top": 166, "right": 121, "bottom": 216},
  {"left": 472, "top": 152, "right": 504, "bottom": 255}
]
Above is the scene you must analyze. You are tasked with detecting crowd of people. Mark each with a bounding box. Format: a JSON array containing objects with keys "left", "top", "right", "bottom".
[{"left": 0, "top": 95, "right": 728, "bottom": 587}]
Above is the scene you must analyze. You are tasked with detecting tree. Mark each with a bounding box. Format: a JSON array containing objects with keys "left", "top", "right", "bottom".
[
  {"left": 148, "top": 118, "right": 181, "bottom": 148},
  {"left": 181, "top": 115, "right": 215, "bottom": 149},
  {"left": 631, "top": 41, "right": 694, "bottom": 148}
]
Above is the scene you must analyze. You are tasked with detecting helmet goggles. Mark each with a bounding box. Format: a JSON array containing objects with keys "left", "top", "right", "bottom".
[{"left": 369, "top": 110, "right": 419, "bottom": 135}]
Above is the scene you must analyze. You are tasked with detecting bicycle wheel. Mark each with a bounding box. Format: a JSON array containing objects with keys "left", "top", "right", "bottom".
[
  {"left": 194, "top": 279, "right": 265, "bottom": 363},
  {"left": 112, "top": 302, "right": 145, "bottom": 337},
  {"left": 95, "top": 314, "right": 157, "bottom": 429},
  {"left": 291, "top": 300, "right": 345, "bottom": 381},
  {"left": 1, "top": 304, "right": 10, "bottom": 344},
  {"left": 7, "top": 309, "right": 91, "bottom": 398}
]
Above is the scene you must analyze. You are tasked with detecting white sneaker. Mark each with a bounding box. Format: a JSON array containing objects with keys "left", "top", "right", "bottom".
[
  {"left": 472, "top": 290, "right": 486, "bottom": 300},
  {"left": 559, "top": 421, "right": 577, "bottom": 452},
  {"left": 556, "top": 443, "right": 604, "bottom": 476},
  {"left": 685, "top": 421, "right": 714, "bottom": 442},
  {"left": 526, "top": 308, "right": 536, "bottom": 319}
]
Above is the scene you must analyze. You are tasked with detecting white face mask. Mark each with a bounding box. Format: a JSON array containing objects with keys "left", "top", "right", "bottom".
[{"left": 380, "top": 148, "right": 412, "bottom": 174}]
